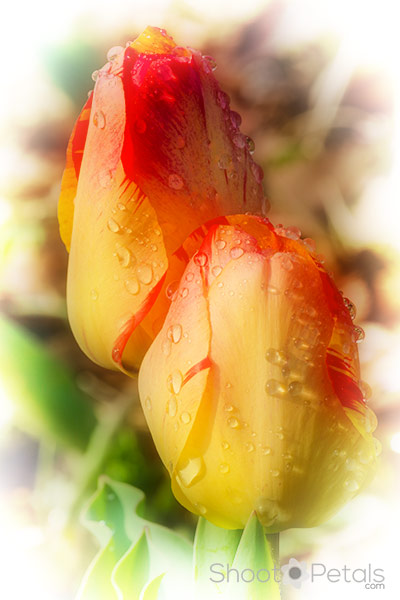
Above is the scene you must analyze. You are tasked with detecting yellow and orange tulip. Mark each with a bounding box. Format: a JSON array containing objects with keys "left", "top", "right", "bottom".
[
  {"left": 138, "top": 215, "right": 379, "bottom": 531},
  {"left": 58, "top": 27, "right": 264, "bottom": 371}
]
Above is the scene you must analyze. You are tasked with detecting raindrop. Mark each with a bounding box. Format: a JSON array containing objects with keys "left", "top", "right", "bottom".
[
  {"left": 266, "top": 379, "right": 287, "bottom": 397},
  {"left": 90, "top": 289, "right": 98, "bottom": 301},
  {"left": 166, "top": 280, "right": 179, "bottom": 300},
  {"left": 167, "top": 370, "right": 183, "bottom": 394},
  {"left": 204, "top": 55, "right": 217, "bottom": 71},
  {"left": 302, "top": 237, "right": 316, "bottom": 253},
  {"left": 93, "top": 110, "right": 106, "bottom": 129},
  {"left": 219, "top": 463, "right": 230, "bottom": 474},
  {"left": 245, "top": 442, "right": 255, "bottom": 453},
  {"left": 194, "top": 252, "right": 208, "bottom": 267},
  {"left": 215, "top": 239, "right": 226, "bottom": 250},
  {"left": 251, "top": 162, "right": 263, "bottom": 183},
  {"left": 373, "top": 437, "right": 382, "bottom": 457},
  {"left": 168, "top": 173, "right": 184, "bottom": 190},
  {"left": 180, "top": 287, "right": 189, "bottom": 298},
  {"left": 185, "top": 271, "right": 194, "bottom": 282},
  {"left": 343, "top": 297, "right": 357, "bottom": 320},
  {"left": 281, "top": 255, "right": 293, "bottom": 271},
  {"left": 180, "top": 412, "right": 191, "bottom": 424},
  {"left": 230, "top": 246, "right": 244, "bottom": 259},
  {"left": 222, "top": 441, "right": 230, "bottom": 450},
  {"left": 107, "top": 218, "right": 120, "bottom": 233},
  {"left": 227, "top": 417, "right": 239, "bottom": 429},
  {"left": 125, "top": 278, "right": 140, "bottom": 295},
  {"left": 246, "top": 136, "right": 255, "bottom": 153},
  {"left": 230, "top": 111, "right": 242, "bottom": 128},
  {"left": 233, "top": 133, "right": 246, "bottom": 149},
  {"left": 217, "top": 90, "right": 229, "bottom": 109},
  {"left": 353, "top": 325, "right": 365, "bottom": 343},
  {"left": 116, "top": 246, "right": 131, "bottom": 267},
  {"left": 265, "top": 348, "right": 287, "bottom": 365},
  {"left": 137, "top": 264, "right": 153, "bottom": 285},
  {"left": 91, "top": 69, "right": 99, "bottom": 81},
  {"left": 217, "top": 154, "right": 230, "bottom": 169},
  {"left": 177, "top": 457, "right": 205, "bottom": 487},
  {"left": 270, "top": 469, "right": 280, "bottom": 477},
  {"left": 212, "top": 266, "right": 223, "bottom": 277},
  {"left": 262, "top": 446, "right": 271, "bottom": 455},
  {"left": 168, "top": 324, "right": 182, "bottom": 344},
  {"left": 344, "top": 479, "right": 359, "bottom": 492},
  {"left": 144, "top": 397, "right": 152, "bottom": 411},
  {"left": 288, "top": 381, "right": 302, "bottom": 396}
]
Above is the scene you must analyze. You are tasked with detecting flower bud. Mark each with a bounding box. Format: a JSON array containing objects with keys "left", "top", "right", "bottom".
[
  {"left": 58, "top": 27, "right": 264, "bottom": 371},
  {"left": 139, "top": 216, "right": 378, "bottom": 531}
]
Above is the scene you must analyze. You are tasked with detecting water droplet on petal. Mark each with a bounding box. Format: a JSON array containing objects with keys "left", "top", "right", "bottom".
[
  {"left": 266, "top": 379, "right": 287, "bottom": 397},
  {"left": 233, "top": 133, "right": 246, "bottom": 149},
  {"left": 204, "top": 55, "right": 217, "bottom": 71},
  {"left": 185, "top": 271, "right": 194, "bottom": 282},
  {"left": 107, "top": 218, "right": 120, "bottom": 233},
  {"left": 91, "top": 69, "right": 99, "bottom": 81},
  {"left": 227, "top": 417, "right": 239, "bottom": 429},
  {"left": 93, "top": 110, "right": 106, "bottom": 129},
  {"left": 167, "top": 396, "right": 177, "bottom": 417},
  {"left": 137, "top": 263, "right": 153, "bottom": 285},
  {"left": 288, "top": 381, "right": 302, "bottom": 396},
  {"left": 302, "top": 237, "right": 316, "bottom": 253},
  {"left": 90, "top": 289, "right": 98, "bottom": 301},
  {"left": 144, "top": 396, "right": 152, "bottom": 411},
  {"left": 251, "top": 162, "right": 264, "bottom": 183},
  {"left": 116, "top": 246, "right": 131, "bottom": 267},
  {"left": 246, "top": 136, "right": 255, "bottom": 153},
  {"left": 166, "top": 280, "right": 179, "bottom": 300},
  {"left": 107, "top": 46, "right": 124, "bottom": 61},
  {"left": 168, "top": 173, "right": 184, "bottom": 190},
  {"left": 344, "top": 479, "right": 359, "bottom": 492},
  {"left": 180, "top": 412, "right": 191, "bottom": 424},
  {"left": 353, "top": 325, "right": 365, "bottom": 343},
  {"left": 262, "top": 446, "right": 271, "bottom": 455},
  {"left": 177, "top": 457, "right": 205, "bottom": 487},
  {"left": 343, "top": 297, "right": 357, "bottom": 320},
  {"left": 217, "top": 90, "right": 229, "bottom": 109},
  {"left": 167, "top": 370, "right": 183, "bottom": 394},
  {"left": 99, "top": 169, "right": 114, "bottom": 188},
  {"left": 373, "top": 437, "right": 382, "bottom": 456},
  {"left": 270, "top": 469, "right": 280, "bottom": 477},
  {"left": 222, "top": 441, "right": 230, "bottom": 450},
  {"left": 216, "top": 239, "right": 226, "bottom": 250},
  {"left": 219, "top": 463, "right": 230, "bottom": 474},
  {"left": 212, "top": 265, "right": 222, "bottom": 277},
  {"left": 194, "top": 252, "right": 208, "bottom": 267},
  {"left": 230, "top": 110, "right": 242, "bottom": 128},
  {"left": 245, "top": 442, "right": 255, "bottom": 453},
  {"left": 125, "top": 278, "right": 140, "bottom": 295},
  {"left": 168, "top": 324, "right": 182, "bottom": 343},
  {"left": 230, "top": 246, "right": 244, "bottom": 259},
  {"left": 265, "top": 348, "right": 287, "bottom": 365}
]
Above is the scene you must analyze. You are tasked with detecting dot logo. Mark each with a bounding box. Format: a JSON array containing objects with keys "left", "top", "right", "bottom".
[{"left": 281, "top": 558, "right": 310, "bottom": 589}]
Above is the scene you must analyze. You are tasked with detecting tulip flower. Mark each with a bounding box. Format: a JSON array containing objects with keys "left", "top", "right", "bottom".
[
  {"left": 138, "top": 215, "right": 379, "bottom": 531},
  {"left": 58, "top": 27, "right": 264, "bottom": 371}
]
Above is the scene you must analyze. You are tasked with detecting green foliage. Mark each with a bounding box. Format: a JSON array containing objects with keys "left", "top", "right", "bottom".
[
  {"left": 79, "top": 478, "right": 281, "bottom": 600},
  {"left": 77, "top": 477, "right": 192, "bottom": 600},
  {"left": 0, "top": 315, "right": 96, "bottom": 450}
]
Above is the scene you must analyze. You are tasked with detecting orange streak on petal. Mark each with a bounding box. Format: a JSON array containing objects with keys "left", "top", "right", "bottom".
[{"left": 183, "top": 356, "right": 213, "bottom": 385}]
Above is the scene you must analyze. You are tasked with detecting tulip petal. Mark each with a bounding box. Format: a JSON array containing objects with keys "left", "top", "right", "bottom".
[
  {"left": 139, "top": 217, "right": 378, "bottom": 530},
  {"left": 121, "top": 28, "right": 264, "bottom": 255},
  {"left": 138, "top": 259, "right": 212, "bottom": 476},
  {"left": 66, "top": 65, "right": 167, "bottom": 370},
  {"left": 58, "top": 94, "right": 93, "bottom": 251}
]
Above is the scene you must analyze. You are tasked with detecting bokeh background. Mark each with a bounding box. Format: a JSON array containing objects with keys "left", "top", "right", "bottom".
[{"left": 0, "top": 0, "right": 399, "bottom": 598}]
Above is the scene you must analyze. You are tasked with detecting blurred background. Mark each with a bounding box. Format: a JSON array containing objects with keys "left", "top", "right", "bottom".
[{"left": 0, "top": 0, "right": 399, "bottom": 598}]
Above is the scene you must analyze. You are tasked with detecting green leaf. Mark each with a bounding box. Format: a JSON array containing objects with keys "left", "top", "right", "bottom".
[
  {"left": 230, "top": 513, "right": 280, "bottom": 600},
  {"left": 0, "top": 315, "right": 96, "bottom": 450},
  {"left": 77, "top": 477, "right": 193, "bottom": 600},
  {"left": 193, "top": 518, "right": 241, "bottom": 599}
]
